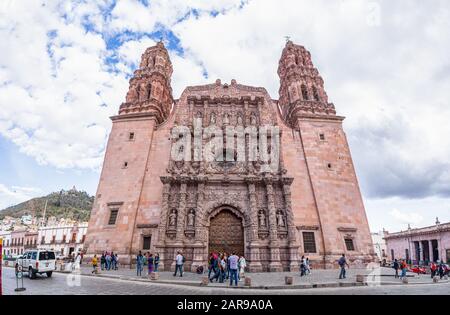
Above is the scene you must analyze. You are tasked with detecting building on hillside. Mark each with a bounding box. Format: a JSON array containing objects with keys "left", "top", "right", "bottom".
[
  {"left": 371, "top": 230, "right": 388, "bottom": 264},
  {"left": 84, "top": 40, "right": 376, "bottom": 271},
  {"left": 38, "top": 222, "right": 88, "bottom": 257},
  {"left": 384, "top": 219, "right": 450, "bottom": 265}
]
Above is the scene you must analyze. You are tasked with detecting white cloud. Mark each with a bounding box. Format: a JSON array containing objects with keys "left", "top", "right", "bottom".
[
  {"left": 0, "top": 184, "right": 43, "bottom": 209},
  {"left": 0, "top": 0, "right": 449, "bottom": 208},
  {"left": 389, "top": 208, "right": 424, "bottom": 226}
]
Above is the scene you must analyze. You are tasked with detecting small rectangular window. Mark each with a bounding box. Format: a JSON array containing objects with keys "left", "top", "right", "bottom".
[
  {"left": 345, "top": 238, "right": 355, "bottom": 251},
  {"left": 302, "top": 232, "right": 317, "bottom": 253},
  {"left": 319, "top": 133, "right": 325, "bottom": 141},
  {"left": 143, "top": 236, "right": 151, "bottom": 250},
  {"left": 108, "top": 209, "right": 119, "bottom": 225},
  {"left": 123, "top": 161, "right": 128, "bottom": 168},
  {"left": 129, "top": 132, "right": 135, "bottom": 141}
]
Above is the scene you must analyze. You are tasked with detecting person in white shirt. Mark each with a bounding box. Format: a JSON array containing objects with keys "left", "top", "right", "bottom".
[
  {"left": 173, "top": 251, "right": 184, "bottom": 277},
  {"left": 238, "top": 256, "right": 247, "bottom": 280}
]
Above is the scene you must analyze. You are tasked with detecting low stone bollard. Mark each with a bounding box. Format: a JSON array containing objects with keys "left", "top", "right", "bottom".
[
  {"left": 150, "top": 272, "right": 159, "bottom": 280},
  {"left": 402, "top": 277, "right": 409, "bottom": 284},
  {"left": 200, "top": 277, "right": 209, "bottom": 286},
  {"left": 433, "top": 276, "right": 439, "bottom": 283},
  {"left": 244, "top": 277, "right": 251, "bottom": 287},
  {"left": 356, "top": 275, "right": 365, "bottom": 283},
  {"left": 285, "top": 276, "right": 293, "bottom": 285}
]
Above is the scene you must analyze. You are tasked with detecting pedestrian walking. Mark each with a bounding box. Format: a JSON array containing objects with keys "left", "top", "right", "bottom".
[
  {"left": 305, "top": 258, "right": 311, "bottom": 275},
  {"left": 300, "top": 255, "right": 306, "bottom": 277},
  {"left": 173, "top": 251, "right": 184, "bottom": 277},
  {"left": 393, "top": 259, "right": 399, "bottom": 278},
  {"left": 105, "top": 252, "right": 111, "bottom": 270},
  {"left": 238, "top": 255, "right": 247, "bottom": 280},
  {"left": 154, "top": 253, "right": 160, "bottom": 272},
  {"left": 91, "top": 255, "right": 98, "bottom": 274},
  {"left": 438, "top": 261, "right": 445, "bottom": 279},
  {"left": 400, "top": 259, "right": 407, "bottom": 280},
  {"left": 219, "top": 255, "right": 226, "bottom": 283},
  {"left": 136, "top": 251, "right": 144, "bottom": 276},
  {"left": 148, "top": 253, "right": 154, "bottom": 275},
  {"left": 338, "top": 254, "right": 349, "bottom": 279},
  {"left": 430, "top": 262, "right": 437, "bottom": 278},
  {"left": 100, "top": 252, "right": 106, "bottom": 270},
  {"left": 228, "top": 252, "right": 239, "bottom": 286}
]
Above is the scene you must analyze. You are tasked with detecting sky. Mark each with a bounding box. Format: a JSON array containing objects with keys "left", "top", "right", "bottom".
[{"left": 0, "top": 0, "right": 449, "bottom": 233}]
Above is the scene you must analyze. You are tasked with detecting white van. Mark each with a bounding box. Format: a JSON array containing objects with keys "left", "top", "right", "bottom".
[{"left": 16, "top": 250, "right": 56, "bottom": 279}]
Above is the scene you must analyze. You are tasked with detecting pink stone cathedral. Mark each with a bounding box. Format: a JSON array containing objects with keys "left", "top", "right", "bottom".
[{"left": 84, "top": 40, "right": 376, "bottom": 271}]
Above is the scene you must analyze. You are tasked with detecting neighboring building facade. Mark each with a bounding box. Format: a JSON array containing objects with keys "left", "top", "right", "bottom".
[
  {"left": 10, "top": 229, "right": 26, "bottom": 256},
  {"left": 384, "top": 219, "right": 450, "bottom": 265},
  {"left": 38, "top": 222, "right": 88, "bottom": 257},
  {"left": 371, "top": 231, "right": 387, "bottom": 263},
  {"left": 0, "top": 230, "right": 12, "bottom": 256},
  {"left": 84, "top": 40, "right": 376, "bottom": 271}
]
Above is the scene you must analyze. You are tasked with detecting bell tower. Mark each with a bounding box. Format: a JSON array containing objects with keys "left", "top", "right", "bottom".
[
  {"left": 119, "top": 41, "right": 173, "bottom": 124},
  {"left": 277, "top": 40, "right": 376, "bottom": 267},
  {"left": 278, "top": 40, "right": 336, "bottom": 127}
]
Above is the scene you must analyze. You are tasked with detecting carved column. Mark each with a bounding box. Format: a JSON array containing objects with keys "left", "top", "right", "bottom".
[
  {"left": 246, "top": 176, "right": 263, "bottom": 272},
  {"left": 156, "top": 176, "right": 172, "bottom": 271},
  {"left": 265, "top": 177, "right": 282, "bottom": 271},
  {"left": 191, "top": 176, "right": 208, "bottom": 272},
  {"left": 171, "top": 177, "right": 188, "bottom": 270},
  {"left": 282, "top": 177, "right": 300, "bottom": 271}
]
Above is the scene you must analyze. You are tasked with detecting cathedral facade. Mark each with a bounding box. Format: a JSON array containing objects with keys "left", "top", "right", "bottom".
[{"left": 84, "top": 41, "right": 376, "bottom": 271}]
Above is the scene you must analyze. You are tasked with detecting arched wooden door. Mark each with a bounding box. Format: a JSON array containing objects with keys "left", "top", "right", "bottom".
[{"left": 208, "top": 209, "right": 244, "bottom": 256}]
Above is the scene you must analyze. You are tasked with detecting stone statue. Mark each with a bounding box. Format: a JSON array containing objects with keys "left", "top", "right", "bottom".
[
  {"left": 187, "top": 210, "right": 195, "bottom": 227},
  {"left": 276, "top": 211, "right": 285, "bottom": 227},
  {"left": 210, "top": 112, "right": 216, "bottom": 125},
  {"left": 258, "top": 211, "right": 266, "bottom": 227},
  {"left": 237, "top": 115, "right": 243, "bottom": 125},
  {"left": 223, "top": 113, "right": 230, "bottom": 125},
  {"left": 168, "top": 210, "right": 177, "bottom": 227},
  {"left": 250, "top": 113, "right": 257, "bottom": 125}
]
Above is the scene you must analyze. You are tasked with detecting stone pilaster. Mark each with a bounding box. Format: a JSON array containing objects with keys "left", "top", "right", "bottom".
[
  {"left": 282, "top": 177, "right": 299, "bottom": 271},
  {"left": 265, "top": 177, "right": 282, "bottom": 272},
  {"left": 246, "top": 176, "right": 263, "bottom": 272},
  {"left": 171, "top": 177, "right": 188, "bottom": 270},
  {"left": 191, "top": 176, "right": 208, "bottom": 272},
  {"left": 155, "top": 176, "right": 172, "bottom": 271}
]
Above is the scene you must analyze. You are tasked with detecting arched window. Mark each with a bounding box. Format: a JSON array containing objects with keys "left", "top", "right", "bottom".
[
  {"left": 301, "top": 85, "right": 309, "bottom": 101},
  {"left": 295, "top": 56, "right": 299, "bottom": 65},
  {"left": 312, "top": 86, "right": 320, "bottom": 101}
]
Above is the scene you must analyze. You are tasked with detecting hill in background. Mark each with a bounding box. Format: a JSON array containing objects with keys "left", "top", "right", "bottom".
[{"left": 0, "top": 187, "right": 94, "bottom": 222}]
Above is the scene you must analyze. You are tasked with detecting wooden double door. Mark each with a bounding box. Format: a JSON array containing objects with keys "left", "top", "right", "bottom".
[{"left": 208, "top": 209, "right": 244, "bottom": 256}]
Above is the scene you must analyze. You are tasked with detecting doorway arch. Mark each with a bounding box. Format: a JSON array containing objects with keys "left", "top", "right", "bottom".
[{"left": 208, "top": 208, "right": 244, "bottom": 256}]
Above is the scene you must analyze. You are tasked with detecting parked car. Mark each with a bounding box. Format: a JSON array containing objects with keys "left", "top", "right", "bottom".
[
  {"left": 410, "top": 266, "right": 427, "bottom": 274},
  {"left": 15, "top": 250, "right": 57, "bottom": 279}
]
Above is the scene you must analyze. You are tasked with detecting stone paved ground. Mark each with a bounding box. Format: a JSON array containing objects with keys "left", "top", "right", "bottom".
[
  {"left": 2, "top": 268, "right": 450, "bottom": 296},
  {"left": 58, "top": 265, "right": 446, "bottom": 288}
]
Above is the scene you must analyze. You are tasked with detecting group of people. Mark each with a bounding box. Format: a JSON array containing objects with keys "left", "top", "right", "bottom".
[
  {"left": 430, "top": 261, "right": 449, "bottom": 279},
  {"left": 99, "top": 252, "right": 119, "bottom": 271},
  {"left": 136, "top": 251, "right": 161, "bottom": 276},
  {"left": 207, "top": 252, "right": 246, "bottom": 286},
  {"left": 392, "top": 259, "right": 408, "bottom": 279},
  {"left": 299, "top": 255, "right": 312, "bottom": 276}
]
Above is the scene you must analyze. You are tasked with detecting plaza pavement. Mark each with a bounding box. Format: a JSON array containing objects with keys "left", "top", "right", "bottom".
[{"left": 54, "top": 265, "right": 449, "bottom": 290}]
